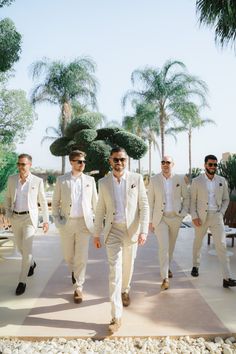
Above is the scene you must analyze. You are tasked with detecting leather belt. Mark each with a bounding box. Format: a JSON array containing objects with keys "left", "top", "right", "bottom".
[{"left": 13, "top": 211, "right": 29, "bottom": 215}]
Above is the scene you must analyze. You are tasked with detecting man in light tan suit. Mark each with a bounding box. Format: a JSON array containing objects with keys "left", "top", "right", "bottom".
[
  {"left": 94, "top": 147, "right": 149, "bottom": 334},
  {"left": 5, "top": 153, "right": 49, "bottom": 295},
  {"left": 148, "top": 156, "right": 189, "bottom": 291},
  {"left": 190, "top": 154, "right": 236, "bottom": 288},
  {"left": 52, "top": 150, "right": 98, "bottom": 303}
]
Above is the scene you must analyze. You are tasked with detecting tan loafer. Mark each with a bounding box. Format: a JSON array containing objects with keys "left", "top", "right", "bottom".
[
  {"left": 121, "top": 292, "right": 130, "bottom": 307},
  {"left": 74, "top": 290, "right": 83, "bottom": 304},
  {"left": 161, "top": 278, "right": 169, "bottom": 291},
  {"left": 108, "top": 318, "right": 121, "bottom": 334}
]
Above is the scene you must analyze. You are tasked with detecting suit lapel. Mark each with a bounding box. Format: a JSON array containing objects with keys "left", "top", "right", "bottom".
[
  {"left": 108, "top": 173, "right": 116, "bottom": 209},
  {"left": 157, "top": 174, "right": 165, "bottom": 200}
]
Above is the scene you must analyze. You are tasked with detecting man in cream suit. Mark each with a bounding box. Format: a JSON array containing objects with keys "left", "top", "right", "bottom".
[
  {"left": 52, "top": 150, "right": 98, "bottom": 303},
  {"left": 190, "top": 154, "right": 236, "bottom": 288},
  {"left": 94, "top": 147, "right": 149, "bottom": 334},
  {"left": 5, "top": 153, "right": 49, "bottom": 295},
  {"left": 148, "top": 156, "right": 189, "bottom": 291}
]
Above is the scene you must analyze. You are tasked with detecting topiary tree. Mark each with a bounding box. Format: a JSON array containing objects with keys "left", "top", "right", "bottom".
[
  {"left": 218, "top": 155, "right": 236, "bottom": 195},
  {"left": 50, "top": 115, "right": 147, "bottom": 179}
]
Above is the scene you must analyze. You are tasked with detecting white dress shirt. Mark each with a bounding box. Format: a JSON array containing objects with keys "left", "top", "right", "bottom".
[
  {"left": 112, "top": 172, "right": 126, "bottom": 223},
  {"left": 70, "top": 174, "right": 84, "bottom": 218},
  {"left": 205, "top": 174, "right": 218, "bottom": 211},
  {"left": 162, "top": 174, "right": 174, "bottom": 212},
  {"left": 14, "top": 174, "right": 31, "bottom": 212}
]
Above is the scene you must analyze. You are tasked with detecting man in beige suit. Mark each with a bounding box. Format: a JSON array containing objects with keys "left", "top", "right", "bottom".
[
  {"left": 190, "top": 154, "right": 236, "bottom": 288},
  {"left": 52, "top": 150, "right": 98, "bottom": 303},
  {"left": 148, "top": 156, "right": 189, "bottom": 290},
  {"left": 5, "top": 153, "right": 49, "bottom": 295},
  {"left": 94, "top": 147, "right": 149, "bottom": 334}
]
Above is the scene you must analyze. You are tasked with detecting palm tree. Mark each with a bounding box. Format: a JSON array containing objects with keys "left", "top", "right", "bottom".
[
  {"left": 123, "top": 60, "right": 208, "bottom": 158},
  {"left": 168, "top": 102, "right": 215, "bottom": 181},
  {"left": 30, "top": 57, "right": 98, "bottom": 173},
  {"left": 196, "top": 0, "right": 236, "bottom": 48},
  {"left": 123, "top": 101, "right": 160, "bottom": 174}
]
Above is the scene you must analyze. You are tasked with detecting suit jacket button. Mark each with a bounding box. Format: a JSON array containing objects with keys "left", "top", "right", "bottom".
[
  {"left": 111, "top": 222, "right": 112, "bottom": 224},
  {"left": 161, "top": 210, "right": 163, "bottom": 212},
  {"left": 163, "top": 202, "right": 166, "bottom": 205},
  {"left": 205, "top": 210, "right": 207, "bottom": 212}
]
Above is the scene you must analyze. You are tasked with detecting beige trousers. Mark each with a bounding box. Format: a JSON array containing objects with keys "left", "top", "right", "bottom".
[
  {"left": 105, "top": 223, "right": 138, "bottom": 319},
  {"left": 154, "top": 213, "right": 182, "bottom": 280},
  {"left": 59, "top": 217, "right": 91, "bottom": 291},
  {"left": 11, "top": 214, "right": 36, "bottom": 283},
  {"left": 192, "top": 211, "right": 231, "bottom": 279}
]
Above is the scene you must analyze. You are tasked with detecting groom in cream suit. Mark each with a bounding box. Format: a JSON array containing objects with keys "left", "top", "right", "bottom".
[
  {"left": 52, "top": 150, "right": 98, "bottom": 303},
  {"left": 148, "top": 156, "right": 189, "bottom": 290},
  {"left": 5, "top": 153, "right": 49, "bottom": 295},
  {"left": 190, "top": 154, "right": 236, "bottom": 288},
  {"left": 94, "top": 147, "right": 149, "bottom": 334}
]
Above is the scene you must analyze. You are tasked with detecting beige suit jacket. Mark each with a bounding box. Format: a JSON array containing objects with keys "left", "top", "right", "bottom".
[
  {"left": 52, "top": 172, "right": 98, "bottom": 234},
  {"left": 190, "top": 173, "right": 229, "bottom": 223},
  {"left": 148, "top": 173, "right": 190, "bottom": 229},
  {"left": 4, "top": 173, "right": 49, "bottom": 229},
  {"left": 94, "top": 171, "right": 149, "bottom": 243}
]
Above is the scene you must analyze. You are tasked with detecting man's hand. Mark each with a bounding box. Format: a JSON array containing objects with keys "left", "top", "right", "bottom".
[
  {"left": 192, "top": 218, "right": 202, "bottom": 227},
  {"left": 94, "top": 236, "right": 102, "bottom": 248},
  {"left": 43, "top": 222, "right": 49, "bottom": 233},
  {"left": 149, "top": 223, "right": 154, "bottom": 233},
  {"left": 138, "top": 233, "right": 147, "bottom": 246}
]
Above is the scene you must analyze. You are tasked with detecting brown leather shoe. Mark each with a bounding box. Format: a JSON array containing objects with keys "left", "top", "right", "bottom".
[
  {"left": 74, "top": 290, "right": 83, "bottom": 304},
  {"left": 108, "top": 318, "right": 121, "bottom": 334},
  {"left": 121, "top": 292, "right": 130, "bottom": 307},
  {"left": 168, "top": 269, "right": 173, "bottom": 278},
  {"left": 161, "top": 278, "right": 169, "bottom": 291}
]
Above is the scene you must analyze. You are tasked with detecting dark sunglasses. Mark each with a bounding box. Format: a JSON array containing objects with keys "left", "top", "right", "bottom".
[
  {"left": 207, "top": 163, "right": 217, "bottom": 167},
  {"left": 161, "top": 160, "right": 171, "bottom": 165},
  {"left": 17, "top": 162, "right": 28, "bottom": 167},
  {"left": 112, "top": 158, "right": 126, "bottom": 163},
  {"left": 72, "top": 160, "right": 86, "bottom": 164}
]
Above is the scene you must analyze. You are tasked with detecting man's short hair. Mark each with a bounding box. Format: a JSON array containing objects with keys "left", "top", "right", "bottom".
[
  {"left": 69, "top": 150, "right": 86, "bottom": 161},
  {"left": 18, "top": 153, "right": 32, "bottom": 162},
  {"left": 205, "top": 154, "right": 218, "bottom": 163},
  {"left": 110, "top": 147, "right": 127, "bottom": 156}
]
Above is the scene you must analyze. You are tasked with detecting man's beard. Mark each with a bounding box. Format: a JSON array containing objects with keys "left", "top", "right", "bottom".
[{"left": 206, "top": 167, "right": 216, "bottom": 175}]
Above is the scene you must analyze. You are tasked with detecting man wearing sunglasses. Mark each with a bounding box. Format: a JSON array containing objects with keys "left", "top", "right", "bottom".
[
  {"left": 190, "top": 154, "right": 236, "bottom": 288},
  {"left": 5, "top": 153, "right": 49, "bottom": 295},
  {"left": 148, "top": 156, "right": 189, "bottom": 291},
  {"left": 93, "top": 147, "right": 149, "bottom": 334},
  {"left": 52, "top": 150, "right": 98, "bottom": 303}
]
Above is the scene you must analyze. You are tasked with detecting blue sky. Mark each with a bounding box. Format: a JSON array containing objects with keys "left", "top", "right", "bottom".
[{"left": 1, "top": 0, "right": 236, "bottom": 173}]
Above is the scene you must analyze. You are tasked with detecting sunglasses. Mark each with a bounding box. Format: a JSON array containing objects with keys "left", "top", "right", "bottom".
[
  {"left": 207, "top": 163, "right": 218, "bottom": 167},
  {"left": 72, "top": 160, "right": 86, "bottom": 164},
  {"left": 112, "top": 158, "right": 126, "bottom": 163},
  {"left": 161, "top": 161, "right": 171, "bottom": 165},
  {"left": 17, "top": 162, "right": 28, "bottom": 167}
]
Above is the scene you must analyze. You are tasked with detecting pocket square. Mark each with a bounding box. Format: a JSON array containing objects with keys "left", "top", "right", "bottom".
[{"left": 131, "top": 183, "right": 136, "bottom": 189}]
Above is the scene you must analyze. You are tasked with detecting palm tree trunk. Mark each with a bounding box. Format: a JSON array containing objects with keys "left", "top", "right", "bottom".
[
  {"left": 160, "top": 114, "right": 165, "bottom": 158},
  {"left": 62, "top": 156, "right": 65, "bottom": 174},
  {"left": 188, "top": 130, "right": 192, "bottom": 183},
  {"left": 138, "top": 159, "right": 141, "bottom": 173},
  {"left": 149, "top": 140, "right": 152, "bottom": 176}
]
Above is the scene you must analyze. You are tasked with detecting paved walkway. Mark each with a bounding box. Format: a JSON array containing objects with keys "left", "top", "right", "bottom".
[{"left": 0, "top": 225, "right": 236, "bottom": 338}]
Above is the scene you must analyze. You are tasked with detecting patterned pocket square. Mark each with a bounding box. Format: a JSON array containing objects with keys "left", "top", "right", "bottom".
[{"left": 131, "top": 183, "right": 136, "bottom": 189}]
